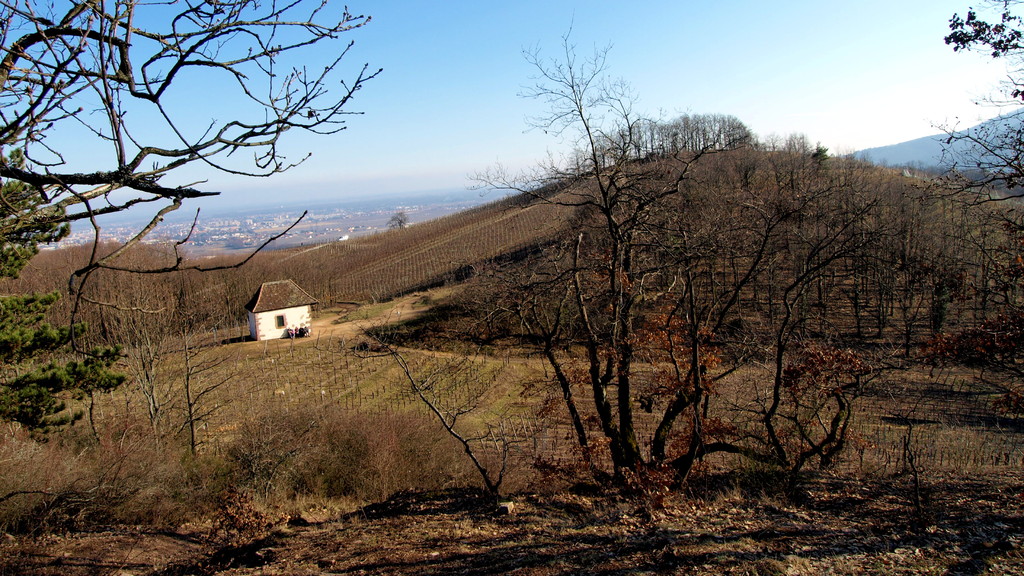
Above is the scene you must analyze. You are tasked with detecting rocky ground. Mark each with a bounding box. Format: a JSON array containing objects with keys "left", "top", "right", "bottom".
[{"left": 2, "top": 471, "right": 1022, "bottom": 575}]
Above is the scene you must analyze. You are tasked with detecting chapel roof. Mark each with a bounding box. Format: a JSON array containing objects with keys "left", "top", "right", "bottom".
[{"left": 244, "top": 279, "right": 318, "bottom": 313}]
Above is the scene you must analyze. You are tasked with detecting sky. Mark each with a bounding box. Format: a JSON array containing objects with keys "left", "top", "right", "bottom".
[{"left": 79, "top": 1, "right": 1024, "bottom": 208}]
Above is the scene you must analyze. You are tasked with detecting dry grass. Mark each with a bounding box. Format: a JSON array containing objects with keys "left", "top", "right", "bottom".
[{"left": 0, "top": 293, "right": 548, "bottom": 534}]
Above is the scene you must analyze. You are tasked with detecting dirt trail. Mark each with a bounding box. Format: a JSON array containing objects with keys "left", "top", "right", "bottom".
[
  {"left": 241, "top": 292, "right": 432, "bottom": 350},
  {"left": 319, "top": 295, "right": 428, "bottom": 338}
]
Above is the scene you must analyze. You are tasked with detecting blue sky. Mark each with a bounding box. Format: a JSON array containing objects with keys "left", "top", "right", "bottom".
[{"left": 187, "top": 1, "right": 1012, "bottom": 204}]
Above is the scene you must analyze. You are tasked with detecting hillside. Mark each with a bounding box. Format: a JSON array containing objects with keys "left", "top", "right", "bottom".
[
  {"left": 261, "top": 190, "right": 580, "bottom": 303},
  {"left": 4, "top": 145, "right": 1024, "bottom": 575},
  {"left": 7, "top": 2, "right": 1024, "bottom": 572}
]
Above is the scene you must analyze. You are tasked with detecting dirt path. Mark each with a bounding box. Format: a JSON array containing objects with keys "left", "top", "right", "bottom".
[
  {"left": 238, "top": 292, "right": 434, "bottom": 352},
  {"left": 313, "top": 293, "right": 430, "bottom": 340}
]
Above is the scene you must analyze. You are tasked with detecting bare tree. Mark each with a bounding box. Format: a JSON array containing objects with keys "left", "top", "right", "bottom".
[
  {"left": 479, "top": 34, "right": 899, "bottom": 490},
  {"left": 375, "top": 338, "right": 520, "bottom": 496},
  {"left": 178, "top": 317, "right": 235, "bottom": 455},
  {"left": 0, "top": 0, "right": 380, "bottom": 280},
  {"left": 478, "top": 34, "right": 749, "bottom": 477},
  {"left": 944, "top": 1, "right": 1024, "bottom": 197},
  {"left": 387, "top": 211, "right": 410, "bottom": 230},
  {"left": 95, "top": 263, "right": 237, "bottom": 450}
]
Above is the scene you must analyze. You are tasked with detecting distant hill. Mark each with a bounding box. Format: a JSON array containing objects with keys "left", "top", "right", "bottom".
[
  {"left": 855, "top": 134, "right": 947, "bottom": 168},
  {"left": 855, "top": 110, "right": 1023, "bottom": 169}
]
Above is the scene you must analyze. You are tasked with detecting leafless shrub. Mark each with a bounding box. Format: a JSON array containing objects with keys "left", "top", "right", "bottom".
[
  {"left": 0, "top": 422, "right": 214, "bottom": 533},
  {"left": 224, "top": 404, "right": 475, "bottom": 503}
]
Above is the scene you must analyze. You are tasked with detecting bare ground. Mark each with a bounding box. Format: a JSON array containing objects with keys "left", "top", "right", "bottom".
[{"left": 3, "top": 472, "right": 1022, "bottom": 576}]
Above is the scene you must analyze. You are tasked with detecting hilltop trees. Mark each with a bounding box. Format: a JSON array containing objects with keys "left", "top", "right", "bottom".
[
  {"left": 506, "top": 36, "right": 743, "bottom": 474},
  {"left": 925, "top": 214, "right": 1024, "bottom": 415}
]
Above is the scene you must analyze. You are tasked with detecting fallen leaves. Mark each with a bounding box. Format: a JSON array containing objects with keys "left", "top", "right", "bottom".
[{"left": 2, "top": 474, "right": 1023, "bottom": 575}]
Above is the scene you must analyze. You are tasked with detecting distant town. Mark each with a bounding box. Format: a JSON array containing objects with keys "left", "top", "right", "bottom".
[{"left": 58, "top": 190, "right": 502, "bottom": 255}]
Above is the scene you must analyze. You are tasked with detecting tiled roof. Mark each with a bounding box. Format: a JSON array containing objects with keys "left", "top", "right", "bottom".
[{"left": 244, "top": 280, "right": 318, "bottom": 313}]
